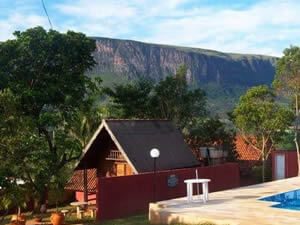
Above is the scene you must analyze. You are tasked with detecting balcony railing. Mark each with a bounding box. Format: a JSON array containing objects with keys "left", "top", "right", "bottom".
[{"left": 106, "top": 150, "right": 126, "bottom": 161}]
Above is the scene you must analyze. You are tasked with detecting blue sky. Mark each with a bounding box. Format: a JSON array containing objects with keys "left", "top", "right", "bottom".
[{"left": 1, "top": 0, "right": 300, "bottom": 56}]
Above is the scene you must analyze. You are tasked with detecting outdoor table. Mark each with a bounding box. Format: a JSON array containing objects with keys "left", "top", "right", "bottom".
[
  {"left": 184, "top": 179, "right": 211, "bottom": 203},
  {"left": 70, "top": 201, "right": 88, "bottom": 218}
]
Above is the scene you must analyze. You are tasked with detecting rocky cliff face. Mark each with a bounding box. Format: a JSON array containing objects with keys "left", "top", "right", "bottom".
[
  {"left": 90, "top": 37, "right": 277, "bottom": 87},
  {"left": 89, "top": 37, "right": 277, "bottom": 115}
]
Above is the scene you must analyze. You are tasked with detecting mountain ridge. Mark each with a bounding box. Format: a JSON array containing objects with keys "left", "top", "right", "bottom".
[
  {"left": 88, "top": 37, "right": 277, "bottom": 115},
  {"left": 90, "top": 36, "right": 277, "bottom": 58}
]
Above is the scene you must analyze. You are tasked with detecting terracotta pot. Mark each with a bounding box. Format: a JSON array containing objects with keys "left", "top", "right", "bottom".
[{"left": 50, "top": 212, "right": 64, "bottom": 225}]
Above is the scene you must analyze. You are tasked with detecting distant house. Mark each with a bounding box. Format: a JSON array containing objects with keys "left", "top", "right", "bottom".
[
  {"left": 234, "top": 135, "right": 299, "bottom": 181},
  {"left": 235, "top": 135, "right": 261, "bottom": 175},
  {"left": 65, "top": 119, "right": 200, "bottom": 201}
]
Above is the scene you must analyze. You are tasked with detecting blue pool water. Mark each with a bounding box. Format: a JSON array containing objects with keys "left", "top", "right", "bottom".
[{"left": 260, "top": 189, "right": 300, "bottom": 210}]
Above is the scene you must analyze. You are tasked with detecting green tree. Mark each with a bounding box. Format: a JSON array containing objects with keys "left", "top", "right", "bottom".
[
  {"left": 0, "top": 89, "right": 38, "bottom": 216},
  {"left": 105, "top": 65, "right": 207, "bottom": 129},
  {"left": 232, "top": 85, "right": 294, "bottom": 182},
  {"left": 185, "top": 118, "right": 237, "bottom": 162},
  {"left": 0, "top": 27, "right": 100, "bottom": 210},
  {"left": 273, "top": 46, "right": 300, "bottom": 175},
  {"left": 104, "top": 79, "right": 155, "bottom": 118},
  {"left": 153, "top": 65, "right": 206, "bottom": 129},
  {"left": 69, "top": 104, "right": 103, "bottom": 148}
]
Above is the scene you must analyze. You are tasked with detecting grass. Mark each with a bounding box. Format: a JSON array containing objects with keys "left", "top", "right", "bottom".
[
  {"left": 87, "top": 214, "right": 217, "bottom": 225},
  {"left": 88, "top": 215, "right": 215, "bottom": 225},
  {"left": 2, "top": 207, "right": 218, "bottom": 225},
  {"left": 88, "top": 214, "right": 147, "bottom": 225}
]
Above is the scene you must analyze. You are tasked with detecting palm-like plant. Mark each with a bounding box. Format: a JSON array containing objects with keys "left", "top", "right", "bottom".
[{"left": 69, "top": 108, "right": 102, "bottom": 148}]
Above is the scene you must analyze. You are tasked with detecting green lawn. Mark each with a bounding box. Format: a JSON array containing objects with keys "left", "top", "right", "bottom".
[
  {"left": 88, "top": 214, "right": 218, "bottom": 225},
  {"left": 66, "top": 213, "right": 217, "bottom": 225},
  {"left": 89, "top": 214, "right": 148, "bottom": 225},
  {"left": 2, "top": 208, "right": 218, "bottom": 225}
]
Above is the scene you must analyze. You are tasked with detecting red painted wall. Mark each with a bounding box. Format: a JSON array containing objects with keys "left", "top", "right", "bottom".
[
  {"left": 96, "top": 163, "right": 240, "bottom": 221},
  {"left": 272, "top": 151, "right": 298, "bottom": 179},
  {"left": 75, "top": 192, "right": 96, "bottom": 204}
]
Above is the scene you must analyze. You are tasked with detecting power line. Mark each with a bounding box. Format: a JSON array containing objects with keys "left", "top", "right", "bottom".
[{"left": 41, "top": 0, "right": 53, "bottom": 29}]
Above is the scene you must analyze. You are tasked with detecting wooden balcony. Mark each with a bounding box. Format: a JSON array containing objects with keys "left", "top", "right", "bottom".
[{"left": 106, "top": 150, "right": 126, "bottom": 161}]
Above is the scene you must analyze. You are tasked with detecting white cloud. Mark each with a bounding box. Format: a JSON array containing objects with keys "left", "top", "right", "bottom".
[
  {"left": 141, "top": 0, "right": 300, "bottom": 56},
  {"left": 1, "top": 0, "right": 300, "bottom": 56},
  {"left": 0, "top": 13, "right": 48, "bottom": 40},
  {"left": 57, "top": 0, "right": 137, "bottom": 20},
  {"left": 0, "top": 0, "right": 51, "bottom": 40}
]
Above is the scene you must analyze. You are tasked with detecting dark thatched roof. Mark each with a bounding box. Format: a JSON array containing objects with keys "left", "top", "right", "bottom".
[{"left": 76, "top": 119, "right": 199, "bottom": 173}]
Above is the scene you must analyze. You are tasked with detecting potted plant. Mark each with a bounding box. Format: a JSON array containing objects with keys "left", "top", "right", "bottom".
[
  {"left": 0, "top": 168, "right": 27, "bottom": 225},
  {"left": 50, "top": 212, "right": 64, "bottom": 225},
  {"left": 7, "top": 182, "right": 28, "bottom": 225},
  {"left": 50, "top": 177, "right": 66, "bottom": 225}
]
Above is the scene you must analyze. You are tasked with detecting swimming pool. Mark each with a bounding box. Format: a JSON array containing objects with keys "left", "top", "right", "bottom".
[{"left": 260, "top": 189, "right": 300, "bottom": 210}]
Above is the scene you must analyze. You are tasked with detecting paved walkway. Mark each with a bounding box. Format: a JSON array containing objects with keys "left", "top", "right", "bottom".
[{"left": 149, "top": 177, "right": 300, "bottom": 225}]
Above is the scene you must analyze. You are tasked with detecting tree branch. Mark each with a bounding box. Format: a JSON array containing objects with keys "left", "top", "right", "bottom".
[
  {"left": 22, "top": 164, "right": 39, "bottom": 192},
  {"left": 241, "top": 133, "right": 262, "bottom": 153},
  {"left": 40, "top": 127, "right": 55, "bottom": 154}
]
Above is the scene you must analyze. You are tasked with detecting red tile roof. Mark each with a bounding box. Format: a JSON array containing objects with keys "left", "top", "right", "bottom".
[
  {"left": 235, "top": 135, "right": 261, "bottom": 161},
  {"left": 65, "top": 169, "right": 97, "bottom": 193}
]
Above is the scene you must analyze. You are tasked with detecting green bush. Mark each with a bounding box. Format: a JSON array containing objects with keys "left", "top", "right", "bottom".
[
  {"left": 275, "top": 131, "right": 296, "bottom": 150},
  {"left": 252, "top": 165, "right": 272, "bottom": 182}
]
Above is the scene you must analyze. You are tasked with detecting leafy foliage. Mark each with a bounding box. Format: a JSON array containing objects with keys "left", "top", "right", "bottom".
[
  {"left": 275, "top": 131, "right": 296, "bottom": 150},
  {"left": 184, "top": 118, "right": 237, "bottom": 161},
  {"left": 232, "top": 85, "right": 294, "bottom": 181},
  {"left": 273, "top": 46, "right": 300, "bottom": 95},
  {"left": 104, "top": 79, "right": 155, "bottom": 119},
  {"left": 0, "top": 27, "right": 97, "bottom": 116},
  {"left": 273, "top": 46, "right": 300, "bottom": 175},
  {"left": 0, "top": 27, "right": 101, "bottom": 209},
  {"left": 0, "top": 89, "right": 35, "bottom": 215},
  {"left": 153, "top": 65, "right": 206, "bottom": 129},
  {"left": 105, "top": 65, "right": 207, "bottom": 129}
]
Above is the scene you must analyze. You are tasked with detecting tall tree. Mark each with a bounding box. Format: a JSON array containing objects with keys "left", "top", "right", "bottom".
[
  {"left": 104, "top": 65, "right": 207, "bottom": 129},
  {"left": 0, "top": 89, "right": 38, "bottom": 215},
  {"left": 232, "top": 85, "right": 294, "bottom": 182},
  {"left": 153, "top": 65, "right": 206, "bottom": 129},
  {"left": 0, "top": 27, "right": 100, "bottom": 209},
  {"left": 104, "top": 79, "right": 155, "bottom": 119},
  {"left": 273, "top": 46, "right": 300, "bottom": 175}
]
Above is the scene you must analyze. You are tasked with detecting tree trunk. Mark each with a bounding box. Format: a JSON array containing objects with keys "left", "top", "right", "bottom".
[
  {"left": 261, "top": 137, "right": 266, "bottom": 183},
  {"left": 33, "top": 186, "right": 48, "bottom": 213},
  {"left": 262, "top": 157, "right": 265, "bottom": 183}
]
